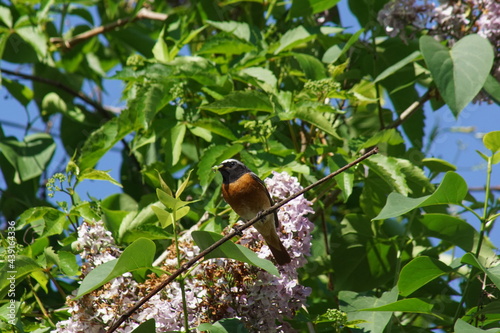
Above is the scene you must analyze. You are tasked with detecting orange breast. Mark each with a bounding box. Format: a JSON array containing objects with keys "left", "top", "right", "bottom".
[{"left": 222, "top": 173, "right": 272, "bottom": 221}]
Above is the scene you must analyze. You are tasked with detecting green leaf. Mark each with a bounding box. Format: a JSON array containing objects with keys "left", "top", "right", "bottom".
[
  {"left": 18, "top": 207, "right": 68, "bottom": 237},
  {"left": 176, "top": 169, "right": 193, "bottom": 198},
  {"left": 201, "top": 90, "right": 274, "bottom": 114},
  {"left": 420, "top": 34, "right": 494, "bottom": 116},
  {"left": 78, "top": 117, "right": 134, "bottom": 170},
  {"left": 197, "top": 34, "right": 255, "bottom": 55},
  {"left": 58, "top": 251, "right": 80, "bottom": 276},
  {"left": 361, "top": 128, "right": 404, "bottom": 148},
  {"left": 322, "top": 29, "right": 363, "bottom": 64},
  {"left": 339, "top": 288, "right": 398, "bottom": 333},
  {"left": 420, "top": 214, "right": 496, "bottom": 260},
  {"left": 0, "top": 133, "right": 55, "bottom": 183},
  {"left": 422, "top": 158, "right": 457, "bottom": 174},
  {"left": 79, "top": 168, "right": 123, "bottom": 187},
  {"left": 328, "top": 155, "right": 354, "bottom": 202},
  {"left": 293, "top": 103, "right": 341, "bottom": 140},
  {"left": 398, "top": 256, "right": 453, "bottom": 296},
  {"left": 374, "top": 172, "right": 467, "bottom": 220},
  {"left": 15, "top": 25, "right": 47, "bottom": 58},
  {"left": 275, "top": 25, "right": 316, "bottom": 54},
  {"left": 293, "top": 53, "right": 326, "bottom": 80},
  {"left": 361, "top": 298, "right": 437, "bottom": 317},
  {"left": 461, "top": 253, "right": 500, "bottom": 290},
  {"left": 483, "top": 74, "right": 500, "bottom": 104},
  {"left": 191, "top": 119, "right": 237, "bottom": 141},
  {"left": 192, "top": 231, "right": 279, "bottom": 276},
  {"left": 2, "top": 78, "right": 33, "bottom": 106},
  {"left": 483, "top": 131, "right": 500, "bottom": 153},
  {"left": 197, "top": 318, "right": 249, "bottom": 333},
  {"left": 168, "top": 123, "right": 186, "bottom": 166},
  {"left": 152, "top": 25, "right": 169, "bottom": 62},
  {"left": 373, "top": 51, "right": 421, "bottom": 83},
  {"left": 130, "top": 318, "right": 156, "bottom": 333},
  {"left": 363, "top": 154, "right": 410, "bottom": 196},
  {"left": 454, "top": 318, "right": 500, "bottom": 333},
  {"left": 150, "top": 205, "right": 172, "bottom": 228},
  {"left": 76, "top": 238, "right": 156, "bottom": 298},
  {"left": 238, "top": 67, "right": 278, "bottom": 91},
  {"left": 0, "top": 256, "right": 43, "bottom": 299},
  {"left": 206, "top": 20, "right": 252, "bottom": 42}
]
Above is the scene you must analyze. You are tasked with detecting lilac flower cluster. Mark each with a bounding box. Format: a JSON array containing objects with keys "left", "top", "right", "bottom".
[
  {"left": 55, "top": 171, "right": 314, "bottom": 332},
  {"left": 377, "top": 0, "right": 500, "bottom": 83}
]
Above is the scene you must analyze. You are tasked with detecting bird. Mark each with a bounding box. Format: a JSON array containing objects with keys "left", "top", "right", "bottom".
[{"left": 216, "top": 159, "right": 291, "bottom": 265}]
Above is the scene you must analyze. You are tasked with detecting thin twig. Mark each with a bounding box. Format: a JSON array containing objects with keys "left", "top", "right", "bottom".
[
  {"left": 0, "top": 67, "right": 112, "bottom": 118},
  {"left": 387, "top": 89, "right": 433, "bottom": 129},
  {"left": 106, "top": 146, "right": 379, "bottom": 333},
  {"left": 50, "top": 8, "right": 168, "bottom": 50}
]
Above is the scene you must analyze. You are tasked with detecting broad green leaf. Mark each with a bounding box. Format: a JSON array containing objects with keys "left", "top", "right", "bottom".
[
  {"left": 0, "top": 133, "right": 55, "bottom": 183},
  {"left": 374, "top": 172, "right": 467, "bottom": 220},
  {"left": 454, "top": 318, "right": 500, "bottom": 333},
  {"left": 322, "top": 29, "right": 363, "bottom": 64},
  {"left": 201, "top": 91, "right": 274, "bottom": 114},
  {"left": 151, "top": 205, "right": 173, "bottom": 228},
  {"left": 79, "top": 168, "right": 122, "bottom": 187},
  {"left": 339, "top": 288, "right": 398, "bottom": 333},
  {"left": 275, "top": 25, "right": 315, "bottom": 54},
  {"left": 15, "top": 25, "right": 47, "bottom": 59},
  {"left": 191, "top": 119, "right": 237, "bottom": 141},
  {"left": 58, "top": 251, "right": 80, "bottom": 276},
  {"left": 294, "top": 104, "right": 341, "bottom": 140},
  {"left": 197, "top": 34, "right": 255, "bottom": 55},
  {"left": 76, "top": 238, "right": 156, "bottom": 298},
  {"left": 130, "top": 318, "right": 156, "bottom": 333},
  {"left": 156, "top": 188, "right": 191, "bottom": 212},
  {"left": 461, "top": 253, "right": 500, "bottom": 290},
  {"left": 293, "top": 53, "right": 326, "bottom": 80},
  {"left": 373, "top": 51, "right": 421, "bottom": 83},
  {"left": 328, "top": 155, "right": 354, "bottom": 202},
  {"left": 422, "top": 158, "right": 457, "bottom": 174},
  {"left": 78, "top": 117, "right": 134, "bottom": 170},
  {"left": 168, "top": 123, "right": 186, "bottom": 166},
  {"left": 483, "top": 74, "right": 500, "bottom": 104},
  {"left": 197, "top": 318, "right": 248, "bottom": 333},
  {"left": 363, "top": 154, "right": 409, "bottom": 196},
  {"left": 361, "top": 298, "right": 436, "bottom": 317},
  {"left": 206, "top": 20, "right": 252, "bottom": 42},
  {"left": 0, "top": 6, "right": 13, "bottom": 27},
  {"left": 420, "top": 214, "right": 496, "bottom": 260},
  {"left": 125, "top": 82, "right": 165, "bottom": 130},
  {"left": 0, "top": 256, "right": 43, "bottom": 299},
  {"left": 152, "top": 25, "right": 169, "bottom": 63},
  {"left": 483, "top": 131, "right": 500, "bottom": 153},
  {"left": 361, "top": 129, "right": 404, "bottom": 148},
  {"left": 18, "top": 207, "right": 67, "bottom": 237},
  {"left": 398, "top": 256, "right": 453, "bottom": 296},
  {"left": 192, "top": 231, "right": 279, "bottom": 276},
  {"left": 420, "top": 34, "right": 494, "bottom": 116},
  {"left": 238, "top": 67, "right": 277, "bottom": 91},
  {"left": 2, "top": 78, "right": 33, "bottom": 106}
]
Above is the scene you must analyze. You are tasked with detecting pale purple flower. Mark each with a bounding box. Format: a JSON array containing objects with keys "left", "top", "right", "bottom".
[{"left": 55, "top": 171, "right": 314, "bottom": 332}]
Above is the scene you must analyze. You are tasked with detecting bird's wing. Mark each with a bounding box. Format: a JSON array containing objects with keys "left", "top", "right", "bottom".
[{"left": 250, "top": 172, "right": 280, "bottom": 228}]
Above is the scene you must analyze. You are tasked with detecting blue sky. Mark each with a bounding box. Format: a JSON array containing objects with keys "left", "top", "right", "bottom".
[{"left": 1, "top": 0, "right": 499, "bottom": 243}]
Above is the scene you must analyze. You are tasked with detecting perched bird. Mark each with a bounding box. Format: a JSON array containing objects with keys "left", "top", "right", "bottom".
[{"left": 216, "top": 159, "right": 291, "bottom": 265}]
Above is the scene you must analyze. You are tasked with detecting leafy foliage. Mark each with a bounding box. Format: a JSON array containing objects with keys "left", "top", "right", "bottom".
[{"left": 0, "top": 0, "right": 499, "bottom": 332}]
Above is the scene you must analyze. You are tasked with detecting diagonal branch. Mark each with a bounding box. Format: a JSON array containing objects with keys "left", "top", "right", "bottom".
[
  {"left": 387, "top": 88, "right": 433, "bottom": 129},
  {"left": 0, "top": 67, "right": 112, "bottom": 118},
  {"left": 106, "top": 146, "right": 379, "bottom": 333},
  {"left": 50, "top": 8, "right": 168, "bottom": 50}
]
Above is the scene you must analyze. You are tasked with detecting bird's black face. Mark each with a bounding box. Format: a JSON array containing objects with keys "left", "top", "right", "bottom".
[{"left": 217, "top": 159, "right": 250, "bottom": 184}]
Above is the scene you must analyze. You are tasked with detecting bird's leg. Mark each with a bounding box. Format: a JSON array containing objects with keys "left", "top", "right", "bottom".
[{"left": 232, "top": 222, "right": 244, "bottom": 236}]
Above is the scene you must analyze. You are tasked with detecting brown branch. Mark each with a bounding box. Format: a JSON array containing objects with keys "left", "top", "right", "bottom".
[
  {"left": 106, "top": 146, "right": 379, "bottom": 333},
  {"left": 0, "top": 67, "right": 112, "bottom": 118},
  {"left": 50, "top": 8, "right": 168, "bottom": 50},
  {"left": 387, "top": 89, "right": 433, "bottom": 129}
]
